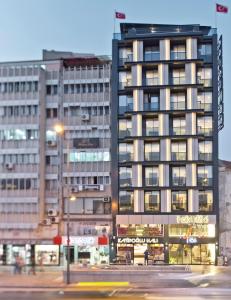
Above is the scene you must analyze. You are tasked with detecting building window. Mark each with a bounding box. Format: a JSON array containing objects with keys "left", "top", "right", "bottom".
[
  {"left": 144, "top": 191, "right": 160, "bottom": 212},
  {"left": 119, "top": 191, "right": 134, "bottom": 212},
  {"left": 172, "top": 117, "right": 186, "bottom": 135},
  {"left": 119, "top": 48, "right": 133, "bottom": 65},
  {"left": 145, "top": 70, "right": 159, "bottom": 86},
  {"left": 199, "top": 190, "right": 213, "bottom": 212},
  {"left": 119, "top": 72, "right": 132, "bottom": 89},
  {"left": 171, "top": 142, "right": 186, "bottom": 160},
  {"left": 197, "top": 68, "right": 212, "bottom": 87},
  {"left": 170, "top": 69, "right": 185, "bottom": 85},
  {"left": 170, "top": 44, "right": 186, "bottom": 60},
  {"left": 118, "top": 119, "right": 132, "bottom": 138},
  {"left": 197, "top": 116, "right": 213, "bottom": 136},
  {"left": 198, "top": 44, "right": 212, "bottom": 60},
  {"left": 119, "top": 143, "right": 133, "bottom": 162},
  {"left": 170, "top": 92, "right": 186, "bottom": 110},
  {"left": 197, "top": 92, "right": 212, "bottom": 111},
  {"left": 145, "top": 142, "right": 160, "bottom": 161},
  {"left": 198, "top": 141, "right": 213, "bottom": 161},
  {"left": 144, "top": 94, "right": 159, "bottom": 111},
  {"left": 144, "top": 46, "right": 160, "bottom": 61},
  {"left": 145, "top": 118, "right": 159, "bottom": 136},
  {"left": 145, "top": 167, "right": 159, "bottom": 186},
  {"left": 172, "top": 166, "right": 186, "bottom": 186},
  {"left": 197, "top": 166, "right": 213, "bottom": 186},
  {"left": 171, "top": 191, "right": 187, "bottom": 212},
  {"left": 119, "top": 167, "right": 132, "bottom": 187},
  {"left": 119, "top": 95, "right": 133, "bottom": 114}
]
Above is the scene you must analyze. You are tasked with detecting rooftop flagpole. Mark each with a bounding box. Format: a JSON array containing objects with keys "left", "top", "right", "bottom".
[{"left": 113, "top": 9, "right": 116, "bottom": 35}]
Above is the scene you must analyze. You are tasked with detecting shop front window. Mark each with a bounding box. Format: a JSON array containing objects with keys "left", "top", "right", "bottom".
[
  {"left": 35, "top": 245, "right": 59, "bottom": 265},
  {"left": 169, "top": 224, "right": 216, "bottom": 238},
  {"left": 117, "top": 224, "right": 164, "bottom": 237}
]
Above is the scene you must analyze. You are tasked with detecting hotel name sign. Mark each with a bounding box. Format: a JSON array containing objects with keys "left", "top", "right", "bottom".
[
  {"left": 117, "top": 237, "right": 159, "bottom": 244},
  {"left": 176, "top": 215, "right": 209, "bottom": 224}
]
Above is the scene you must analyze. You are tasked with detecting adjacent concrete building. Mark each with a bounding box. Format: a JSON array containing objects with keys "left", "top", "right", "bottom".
[
  {"left": 0, "top": 50, "right": 112, "bottom": 266},
  {"left": 111, "top": 23, "right": 223, "bottom": 265}
]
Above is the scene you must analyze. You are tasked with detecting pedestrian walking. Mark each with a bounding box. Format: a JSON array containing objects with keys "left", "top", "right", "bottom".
[
  {"left": 28, "top": 255, "right": 36, "bottom": 275},
  {"left": 18, "top": 256, "right": 25, "bottom": 274},
  {"left": 125, "top": 251, "right": 131, "bottom": 265},
  {"left": 144, "top": 249, "right": 149, "bottom": 265},
  {"left": 13, "top": 255, "right": 20, "bottom": 274}
]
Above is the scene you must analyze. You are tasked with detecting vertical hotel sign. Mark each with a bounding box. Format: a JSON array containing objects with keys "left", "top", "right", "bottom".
[{"left": 176, "top": 215, "right": 209, "bottom": 224}]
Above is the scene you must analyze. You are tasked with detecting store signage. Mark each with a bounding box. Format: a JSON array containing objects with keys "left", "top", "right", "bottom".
[
  {"left": 117, "top": 237, "right": 159, "bottom": 244},
  {"left": 187, "top": 237, "right": 198, "bottom": 244},
  {"left": 62, "top": 236, "right": 98, "bottom": 246},
  {"left": 73, "top": 138, "right": 99, "bottom": 149},
  {"left": 176, "top": 215, "right": 209, "bottom": 224}
]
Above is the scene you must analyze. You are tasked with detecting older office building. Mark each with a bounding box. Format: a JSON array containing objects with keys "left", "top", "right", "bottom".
[
  {"left": 0, "top": 50, "right": 112, "bottom": 266},
  {"left": 111, "top": 24, "right": 224, "bottom": 264}
]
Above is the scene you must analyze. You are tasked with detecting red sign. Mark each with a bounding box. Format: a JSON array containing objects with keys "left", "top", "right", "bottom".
[
  {"left": 98, "top": 236, "right": 108, "bottom": 245},
  {"left": 53, "top": 235, "right": 62, "bottom": 245}
]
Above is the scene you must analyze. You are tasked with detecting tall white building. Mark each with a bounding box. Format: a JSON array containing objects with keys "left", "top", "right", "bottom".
[{"left": 0, "top": 50, "right": 112, "bottom": 266}]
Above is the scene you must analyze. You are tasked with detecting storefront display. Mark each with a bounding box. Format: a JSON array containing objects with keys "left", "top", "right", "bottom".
[
  {"left": 6, "top": 245, "right": 31, "bottom": 265},
  {"left": 35, "top": 245, "right": 59, "bottom": 265}
]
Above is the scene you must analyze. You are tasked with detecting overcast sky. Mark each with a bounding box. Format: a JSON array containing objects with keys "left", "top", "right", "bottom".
[{"left": 0, "top": 0, "right": 230, "bottom": 159}]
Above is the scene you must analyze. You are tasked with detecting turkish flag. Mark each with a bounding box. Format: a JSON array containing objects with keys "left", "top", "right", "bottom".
[
  {"left": 216, "top": 3, "right": 228, "bottom": 13},
  {"left": 98, "top": 236, "right": 108, "bottom": 245},
  {"left": 53, "top": 235, "right": 62, "bottom": 245},
  {"left": 115, "top": 12, "right": 126, "bottom": 19}
]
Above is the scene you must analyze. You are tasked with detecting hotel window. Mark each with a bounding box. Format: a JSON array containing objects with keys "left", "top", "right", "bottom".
[
  {"left": 119, "top": 143, "right": 133, "bottom": 162},
  {"left": 145, "top": 167, "right": 159, "bottom": 186},
  {"left": 171, "top": 191, "right": 187, "bottom": 212},
  {"left": 119, "top": 48, "right": 133, "bottom": 65},
  {"left": 119, "top": 167, "right": 132, "bottom": 187},
  {"left": 144, "top": 94, "right": 159, "bottom": 111},
  {"left": 198, "top": 141, "right": 213, "bottom": 161},
  {"left": 119, "top": 95, "right": 133, "bottom": 114},
  {"left": 172, "top": 166, "right": 186, "bottom": 187},
  {"left": 170, "top": 44, "right": 186, "bottom": 60},
  {"left": 199, "top": 190, "right": 213, "bottom": 212},
  {"left": 197, "top": 67, "right": 212, "bottom": 87},
  {"left": 119, "top": 191, "right": 134, "bottom": 212},
  {"left": 172, "top": 117, "right": 186, "bottom": 135},
  {"left": 171, "top": 141, "right": 186, "bottom": 160},
  {"left": 197, "top": 116, "right": 213, "bottom": 136},
  {"left": 170, "top": 92, "right": 186, "bottom": 110},
  {"left": 197, "top": 165, "right": 213, "bottom": 186},
  {"left": 197, "top": 92, "right": 212, "bottom": 111},
  {"left": 118, "top": 119, "right": 132, "bottom": 138},
  {"left": 145, "top": 142, "right": 160, "bottom": 161},
  {"left": 119, "top": 72, "right": 132, "bottom": 89},
  {"left": 145, "top": 118, "right": 159, "bottom": 136},
  {"left": 144, "top": 46, "right": 160, "bottom": 61},
  {"left": 145, "top": 70, "right": 159, "bottom": 86},
  {"left": 170, "top": 68, "right": 185, "bottom": 85},
  {"left": 144, "top": 191, "right": 160, "bottom": 212}
]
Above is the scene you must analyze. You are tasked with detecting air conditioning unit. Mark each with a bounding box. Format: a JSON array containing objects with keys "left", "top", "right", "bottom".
[
  {"left": 103, "top": 197, "right": 111, "bottom": 203},
  {"left": 50, "top": 216, "right": 60, "bottom": 224},
  {"left": 47, "top": 209, "right": 58, "bottom": 217},
  {"left": 5, "top": 163, "right": 14, "bottom": 170},
  {"left": 99, "top": 185, "right": 104, "bottom": 191},
  {"left": 47, "top": 140, "right": 57, "bottom": 147},
  {"left": 42, "top": 219, "right": 52, "bottom": 226},
  {"left": 81, "top": 114, "right": 90, "bottom": 121}
]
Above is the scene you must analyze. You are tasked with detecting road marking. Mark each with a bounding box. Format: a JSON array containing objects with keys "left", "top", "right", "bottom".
[{"left": 77, "top": 281, "right": 130, "bottom": 287}]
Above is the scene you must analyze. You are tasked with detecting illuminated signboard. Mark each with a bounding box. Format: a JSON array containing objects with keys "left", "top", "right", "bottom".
[
  {"left": 117, "top": 237, "right": 159, "bottom": 244},
  {"left": 187, "top": 237, "right": 198, "bottom": 244},
  {"left": 176, "top": 215, "right": 209, "bottom": 224}
]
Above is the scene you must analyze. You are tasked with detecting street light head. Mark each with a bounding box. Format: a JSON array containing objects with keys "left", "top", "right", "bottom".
[
  {"left": 54, "top": 123, "right": 64, "bottom": 135},
  {"left": 70, "top": 195, "right": 76, "bottom": 202}
]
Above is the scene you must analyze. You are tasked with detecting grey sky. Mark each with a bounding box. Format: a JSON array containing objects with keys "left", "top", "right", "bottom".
[{"left": 0, "top": 0, "right": 230, "bottom": 159}]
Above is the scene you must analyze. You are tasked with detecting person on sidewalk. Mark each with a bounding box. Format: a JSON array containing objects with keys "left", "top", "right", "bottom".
[
  {"left": 28, "top": 255, "right": 36, "bottom": 275},
  {"left": 13, "top": 255, "right": 20, "bottom": 274},
  {"left": 144, "top": 249, "right": 149, "bottom": 266}
]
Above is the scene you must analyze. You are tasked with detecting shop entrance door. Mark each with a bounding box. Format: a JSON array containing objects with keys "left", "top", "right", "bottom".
[{"left": 134, "top": 244, "right": 147, "bottom": 265}]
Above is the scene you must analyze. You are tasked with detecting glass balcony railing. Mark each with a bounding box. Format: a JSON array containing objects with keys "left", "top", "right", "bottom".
[
  {"left": 119, "top": 54, "right": 133, "bottom": 66},
  {"left": 119, "top": 178, "right": 132, "bottom": 187},
  {"left": 197, "top": 177, "right": 213, "bottom": 186},
  {"left": 144, "top": 52, "right": 160, "bottom": 61},
  {"left": 119, "top": 79, "right": 132, "bottom": 90},
  {"left": 145, "top": 77, "right": 159, "bottom": 86},
  {"left": 170, "top": 101, "right": 186, "bottom": 110},
  {"left": 197, "top": 127, "right": 213, "bottom": 136},
  {"left": 119, "top": 153, "right": 133, "bottom": 162},
  {"left": 172, "top": 127, "right": 186, "bottom": 135},
  {"left": 119, "top": 129, "right": 132, "bottom": 138},
  {"left": 145, "top": 152, "right": 160, "bottom": 161},
  {"left": 171, "top": 152, "right": 187, "bottom": 161},
  {"left": 197, "top": 102, "right": 212, "bottom": 111},
  {"left": 143, "top": 102, "right": 159, "bottom": 111},
  {"left": 170, "top": 52, "right": 186, "bottom": 60},
  {"left": 119, "top": 104, "right": 133, "bottom": 114},
  {"left": 198, "top": 153, "right": 212, "bottom": 161},
  {"left": 172, "top": 177, "right": 186, "bottom": 186},
  {"left": 146, "top": 128, "right": 159, "bottom": 136},
  {"left": 170, "top": 77, "right": 186, "bottom": 85},
  {"left": 145, "top": 177, "right": 159, "bottom": 186},
  {"left": 197, "top": 78, "right": 212, "bottom": 87}
]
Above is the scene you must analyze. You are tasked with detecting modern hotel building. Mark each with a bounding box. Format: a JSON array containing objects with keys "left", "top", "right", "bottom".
[{"left": 111, "top": 23, "right": 223, "bottom": 265}]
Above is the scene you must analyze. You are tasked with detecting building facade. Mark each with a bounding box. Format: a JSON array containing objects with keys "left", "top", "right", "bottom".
[
  {"left": 111, "top": 23, "right": 223, "bottom": 265},
  {"left": 0, "top": 50, "right": 112, "bottom": 266}
]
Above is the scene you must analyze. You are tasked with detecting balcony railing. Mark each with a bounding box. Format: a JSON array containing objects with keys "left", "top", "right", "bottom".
[
  {"left": 145, "top": 152, "right": 160, "bottom": 161},
  {"left": 197, "top": 78, "right": 212, "bottom": 87},
  {"left": 143, "top": 102, "right": 159, "bottom": 111},
  {"left": 119, "top": 54, "right": 133, "bottom": 66},
  {"left": 119, "top": 178, "right": 132, "bottom": 187},
  {"left": 119, "top": 79, "right": 132, "bottom": 90},
  {"left": 119, "top": 104, "right": 133, "bottom": 114},
  {"left": 198, "top": 153, "right": 212, "bottom": 161},
  {"left": 170, "top": 52, "right": 186, "bottom": 60},
  {"left": 171, "top": 152, "right": 187, "bottom": 161},
  {"left": 170, "top": 101, "right": 186, "bottom": 110},
  {"left": 172, "top": 127, "right": 186, "bottom": 135},
  {"left": 170, "top": 77, "right": 186, "bottom": 85},
  {"left": 145, "top": 177, "right": 159, "bottom": 186},
  {"left": 172, "top": 177, "right": 186, "bottom": 186},
  {"left": 144, "top": 52, "right": 160, "bottom": 61},
  {"left": 197, "top": 127, "right": 213, "bottom": 136},
  {"left": 119, "top": 129, "right": 132, "bottom": 138},
  {"left": 197, "top": 102, "right": 212, "bottom": 111},
  {"left": 197, "top": 177, "right": 213, "bottom": 186},
  {"left": 146, "top": 128, "right": 159, "bottom": 136},
  {"left": 119, "top": 153, "right": 134, "bottom": 162},
  {"left": 145, "top": 77, "right": 159, "bottom": 86}
]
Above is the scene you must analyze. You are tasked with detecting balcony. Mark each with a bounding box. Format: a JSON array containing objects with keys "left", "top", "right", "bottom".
[
  {"left": 197, "top": 177, "right": 213, "bottom": 186},
  {"left": 119, "top": 153, "right": 133, "bottom": 162},
  {"left": 197, "top": 127, "right": 213, "bottom": 136},
  {"left": 170, "top": 77, "right": 186, "bottom": 85},
  {"left": 171, "top": 127, "right": 186, "bottom": 136},
  {"left": 119, "top": 178, "right": 132, "bottom": 187},
  {"left": 145, "top": 77, "right": 159, "bottom": 86},
  {"left": 145, "top": 152, "right": 160, "bottom": 161},
  {"left": 119, "top": 129, "right": 132, "bottom": 139},
  {"left": 145, "top": 177, "right": 159, "bottom": 186},
  {"left": 197, "top": 78, "right": 212, "bottom": 87},
  {"left": 198, "top": 153, "right": 212, "bottom": 161},
  {"left": 144, "top": 52, "right": 160, "bottom": 61},
  {"left": 197, "top": 102, "right": 212, "bottom": 111},
  {"left": 172, "top": 177, "right": 186, "bottom": 187},
  {"left": 170, "top": 101, "right": 185, "bottom": 110},
  {"left": 146, "top": 128, "right": 159, "bottom": 136},
  {"left": 170, "top": 52, "right": 186, "bottom": 60},
  {"left": 119, "top": 79, "right": 132, "bottom": 90},
  {"left": 119, "top": 55, "right": 133, "bottom": 66},
  {"left": 171, "top": 152, "right": 186, "bottom": 161},
  {"left": 143, "top": 102, "right": 159, "bottom": 111},
  {"left": 119, "top": 104, "right": 133, "bottom": 114}
]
